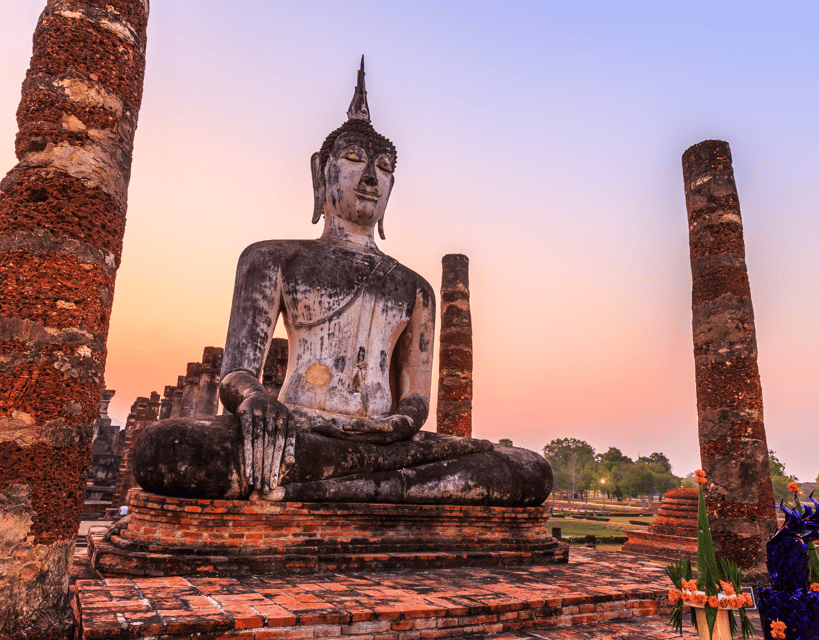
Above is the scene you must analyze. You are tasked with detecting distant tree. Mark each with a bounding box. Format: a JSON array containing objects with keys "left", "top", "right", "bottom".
[
  {"left": 542, "top": 438, "right": 596, "bottom": 503},
  {"left": 816, "top": 472, "right": 819, "bottom": 485},
  {"left": 498, "top": 439, "right": 514, "bottom": 446},
  {"left": 638, "top": 452, "right": 673, "bottom": 474},
  {"left": 600, "top": 447, "right": 633, "bottom": 469},
  {"left": 768, "top": 449, "right": 799, "bottom": 502},
  {"left": 620, "top": 462, "right": 655, "bottom": 501},
  {"left": 769, "top": 450, "right": 786, "bottom": 477}
]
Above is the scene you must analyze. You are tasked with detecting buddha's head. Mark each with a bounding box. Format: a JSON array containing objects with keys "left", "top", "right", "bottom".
[{"left": 311, "top": 58, "right": 396, "bottom": 239}]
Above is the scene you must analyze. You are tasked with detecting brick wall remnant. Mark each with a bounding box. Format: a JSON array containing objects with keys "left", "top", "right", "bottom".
[
  {"left": 179, "top": 362, "right": 202, "bottom": 417},
  {"left": 436, "top": 254, "right": 473, "bottom": 437},
  {"left": 682, "top": 140, "right": 777, "bottom": 582},
  {"left": 159, "top": 385, "right": 174, "bottom": 420},
  {"left": 262, "top": 338, "right": 289, "bottom": 399},
  {"left": 0, "top": 2, "right": 149, "bottom": 636},
  {"left": 87, "top": 387, "right": 119, "bottom": 486},
  {"left": 111, "top": 392, "right": 160, "bottom": 510},
  {"left": 170, "top": 375, "right": 185, "bottom": 417},
  {"left": 194, "top": 346, "right": 222, "bottom": 416}
]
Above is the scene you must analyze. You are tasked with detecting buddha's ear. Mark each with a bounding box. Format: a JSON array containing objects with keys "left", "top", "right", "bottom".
[
  {"left": 377, "top": 174, "right": 394, "bottom": 240},
  {"left": 310, "top": 152, "right": 324, "bottom": 224}
]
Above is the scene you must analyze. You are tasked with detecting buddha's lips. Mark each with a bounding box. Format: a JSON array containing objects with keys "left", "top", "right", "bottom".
[{"left": 354, "top": 189, "right": 379, "bottom": 201}]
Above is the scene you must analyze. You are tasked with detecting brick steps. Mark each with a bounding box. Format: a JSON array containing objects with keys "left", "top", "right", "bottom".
[{"left": 90, "top": 528, "right": 567, "bottom": 576}]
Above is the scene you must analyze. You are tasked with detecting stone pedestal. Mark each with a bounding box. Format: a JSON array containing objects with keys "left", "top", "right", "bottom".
[
  {"left": 90, "top": 491, "right": 566, "bottom": 577},
  {"left": 622, "top": 487, "right": 698, "bottom": 560}
]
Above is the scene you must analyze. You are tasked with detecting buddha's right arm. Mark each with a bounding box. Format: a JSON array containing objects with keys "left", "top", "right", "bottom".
[
  {"left": 219, "top": 242, "right": 283, "bottom": 410},
  {"left": 218, "top": 243, "right": 289, "bottom": 493}
]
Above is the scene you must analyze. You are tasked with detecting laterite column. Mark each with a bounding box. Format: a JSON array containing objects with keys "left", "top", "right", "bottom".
[
  {"left": 682, "top": 140, "right": 776, "bottom": 582},
  {"left": 436, "top": 254, "right": 473, "bottom": 437},
  {"left": 0, "top": 2, "right": 149, "bottom": 637}
]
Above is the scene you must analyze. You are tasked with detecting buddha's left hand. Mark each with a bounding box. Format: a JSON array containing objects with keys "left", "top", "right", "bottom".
[{"left": 341, "top": 414, "right": 416, "bottom": 444}]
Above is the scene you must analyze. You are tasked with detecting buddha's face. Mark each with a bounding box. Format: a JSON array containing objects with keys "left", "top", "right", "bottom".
[{"left": 323, "top": 132, "right": 394, "bottom": 228}]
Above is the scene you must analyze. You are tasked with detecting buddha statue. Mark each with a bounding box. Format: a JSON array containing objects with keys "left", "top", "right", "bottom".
[{"left": 133, "top": 59, "right": 551, "bottom": 507}]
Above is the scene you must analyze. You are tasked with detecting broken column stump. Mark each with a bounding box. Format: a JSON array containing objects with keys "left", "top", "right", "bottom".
[
  {"left": 682, "top": 139, "right": 777, "bottom": 582},
  {"left": 437, "top": 254, "right": 473, "bottom": 437},
  {"left": 0, "top": 2, "right": 149, "bottom": 636}
]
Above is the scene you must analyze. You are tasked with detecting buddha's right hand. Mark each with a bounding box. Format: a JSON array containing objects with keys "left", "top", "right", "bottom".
[{"left": 235, "top": 392, "right": 292, "bottom": 494}]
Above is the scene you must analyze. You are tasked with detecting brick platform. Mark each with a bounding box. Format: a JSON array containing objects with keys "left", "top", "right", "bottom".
[
  {"left": 90, "top": 492, "right": 566, "bottom": 576},
  {"left": 74, "top": 547, "right": 679, "bottom": 639},
  {"left": 622, "top": 488, "right": 698, "bottom": 560}
]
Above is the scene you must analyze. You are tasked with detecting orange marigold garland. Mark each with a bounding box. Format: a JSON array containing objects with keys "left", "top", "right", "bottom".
[{"left": 665, "top": 470, "right": 754, "bottom": 638}]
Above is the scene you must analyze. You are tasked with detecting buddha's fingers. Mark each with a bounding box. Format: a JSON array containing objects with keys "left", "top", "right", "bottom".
[
  {"left": 270, "top": 428, "right": 286, "bottom": 489},
  {"left": 240, "top": 411, "right": 254, "bottom": 486},
  {"left": 283, "top": 422, "right": 296, "bottom": 469},
  {"left": 261, "top": 412, "right": 277, "bottom": 494},
  {"left": 343, "top": 420, "right": 394, "bottom": 433},
  {"left": 252, "top": 411, "right": 264, "bottom": 490}
]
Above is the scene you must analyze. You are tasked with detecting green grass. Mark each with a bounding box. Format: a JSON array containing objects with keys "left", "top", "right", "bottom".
[{"left": 548, "top": 515, "right": 654, "bottom": 539}]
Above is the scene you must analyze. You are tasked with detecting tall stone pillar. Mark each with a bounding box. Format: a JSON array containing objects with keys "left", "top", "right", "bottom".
[
  {"left": 436, "top": 254, "right": 473, "bottom": 437},
  {"left": 682, "top": 140, "right": 777, "bottom": 581},
  {"left": 0, "top": 2, "right": 149, "bottom": 636}
]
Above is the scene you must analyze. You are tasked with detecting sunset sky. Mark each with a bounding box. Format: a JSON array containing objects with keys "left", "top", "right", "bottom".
[{"left": 2, "top": 2, "right": 817, "bottom": 481}]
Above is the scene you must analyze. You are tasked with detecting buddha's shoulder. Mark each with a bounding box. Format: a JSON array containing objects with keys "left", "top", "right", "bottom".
[
  {"left": 237, "top": 239, "right": 323, "bottom": 263},
  {"left": 385, "top": 256, "right": 434, "bottom": 302}
]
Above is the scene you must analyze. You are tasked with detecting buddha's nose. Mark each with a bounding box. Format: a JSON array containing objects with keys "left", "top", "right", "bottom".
[{"left": 358, "top": 161, "right": 378, "bottom": 188}]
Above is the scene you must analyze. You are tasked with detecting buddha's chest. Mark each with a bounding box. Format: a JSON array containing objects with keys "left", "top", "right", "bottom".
[{"left": 279, "top": 252, "right": 416, "bottom": 330}]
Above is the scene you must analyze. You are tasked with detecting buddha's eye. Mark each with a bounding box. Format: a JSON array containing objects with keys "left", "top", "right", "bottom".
[
  {"left": 376, "top": 155, "right": 394, "bottom": 173},
  {"left": 341, "top": 147, "right": 365, "bottom": 162}
]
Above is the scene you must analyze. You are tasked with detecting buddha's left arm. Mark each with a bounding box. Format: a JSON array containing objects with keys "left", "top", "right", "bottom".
[{"left": 391, "top": 279, "right": 436, "bottom": 434}]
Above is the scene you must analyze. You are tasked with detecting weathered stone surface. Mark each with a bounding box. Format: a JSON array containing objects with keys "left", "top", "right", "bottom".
[
  {"left": 437, "top": 253, "right": 473, "bottom": 437},
  {"left": 0, "top": 2, "right": 148, "bottom": 635},
  {"left": 134, "top": 415, "right": 551, "bottom": 506},
  {"left": 132, "top": 60, "right": 550, "bottom": 508},
  {"left": 682, "top": 140, "right": 777, "bottom": 580}
]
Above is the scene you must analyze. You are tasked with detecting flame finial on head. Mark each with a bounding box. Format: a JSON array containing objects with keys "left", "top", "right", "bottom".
[{"left": 347, "top": 55, "right": 370, "bottom": 122}]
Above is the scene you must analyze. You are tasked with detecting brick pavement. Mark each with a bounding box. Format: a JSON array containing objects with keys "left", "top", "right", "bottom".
[{"left": 73, "top": 545, "right": 741, "bottom": 639}]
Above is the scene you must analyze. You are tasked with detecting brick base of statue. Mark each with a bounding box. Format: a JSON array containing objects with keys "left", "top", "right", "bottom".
[
  {"left": 621, "top": 488, "right": 698, "bottom": 560},
  {"left": 90, "top": 491, "right": 567, "bottom": 577}
]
